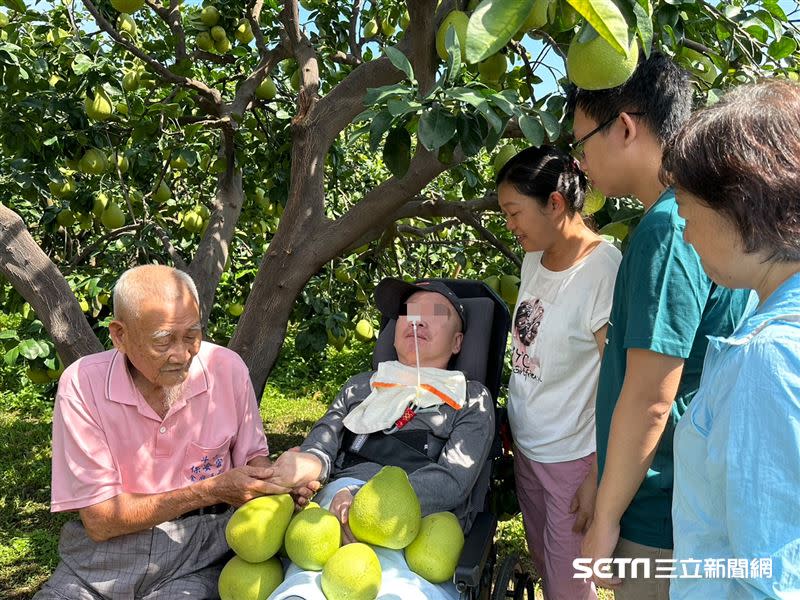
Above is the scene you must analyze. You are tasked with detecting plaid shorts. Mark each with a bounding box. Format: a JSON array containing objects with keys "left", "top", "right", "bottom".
[{"left": 33, "top": 510, "right": 233, "bottom": 599}]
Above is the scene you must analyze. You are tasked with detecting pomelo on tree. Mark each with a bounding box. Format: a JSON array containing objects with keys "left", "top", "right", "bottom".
[
  {"left": 226, "top": 302, "right": 244, "bottom": 317},
  {"left": 500, "top": 274, "right": 521, "bottom": 305},
  {"left": 200, "top": 5, "right": 220, "bottom": 26},
  {"left": 235, "top": 19, "right": 254, "bottom": 44},
  {"left": 483, "top": 275, "right": 500, "bottom": 293},
  {"left": 122, "top": 69, "right": 140, "bottom": 91},
  {"left": 517, "top": 0, "right": 550, "bottom": 33},
  {"left": 49, "top": 176, "right": 76, "bottom": 198},
  {"left": 215, "top": 35, "right": 231, "bottom": 53},
  {"left": 0, "top": 12, "right": 8, "bottom": 28},
  {"left": 354, "top": 319, "right": 374, "bottom": 343},
  {"left": 327, "top": 327, "right": 347, "bottom": 352},
  {"left": 567, "top": 26, "right": 639, "bottom": 90},
  {"left": 436, "top": 10, "right": 469, "bottom": 61},
  {"left": 56, "top": 209, "right": 75, "bottom": 227},
  {"left": 153, "top": 180, "right": 172, "bottom": 204},
  {"left": 85, "top": 88, "right": 114, "bottom": 121},
  {"left": 255, "top": 76, "right": 276, "bottom": 100},
  {"left": 196, "top": 31, "right": 214, "bottom": 51},
  {"left": 101, "top": 203, "right": 126, "bottom": 230},
  {"left": 363, "top": 18, "right": 379, "bottom": 38},
  {"left": 290, "top": 69, "right": 301, "bottom": 91},
  {"left": 117, "top": 13, "right": 137, "bottom": 37},
  {"left": 80, "top": 149, "right": 109, "bottom": 176},
  {"left": 27, "top": 368, "right": 52, "bottom": 385},
  {"left": 582, "top": 188, "right": 606, "bottom": 215},
  {"left": 405, "top": 512, "right": 465, "bottom": 583},
  {"left": 478, "top": 52, "right": 507, "bottom": 85},
  {"left": 321, "top": 543, "right": 381, "bottom": 600},
  {"left": 210, "top": 25, "right": 227, "bottom": 41},
  {"left": 111, "top": 0, "right": 145, "bottom": 14},
  {"left": 218, "top": 555, "right": 283, "bottom": 600},
  {"left": 399, "top": 10, "right": 410, "bottom": 29},
  {"left": 381, "top": 20, "right": 395, "bottom": 36}
]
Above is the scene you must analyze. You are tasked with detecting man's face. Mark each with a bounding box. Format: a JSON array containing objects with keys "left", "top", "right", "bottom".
[
  {"left": 110, "top": 292, "right": 202, "bottom": 389},
  {"left": 572, "top": 107, "right": 624, "bottom": 198},
  {"left": 394, "top": 291, "right": 463, "bottom": 370}
]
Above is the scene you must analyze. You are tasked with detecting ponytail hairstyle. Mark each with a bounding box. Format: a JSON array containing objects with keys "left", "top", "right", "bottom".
[{"left": 495, "top": 145, "right": 588, "bottom": 214}]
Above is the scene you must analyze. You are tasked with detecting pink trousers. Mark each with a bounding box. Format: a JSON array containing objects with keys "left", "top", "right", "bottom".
[{"left": 514, "top": 450, "right": 597, "bottom": 600}]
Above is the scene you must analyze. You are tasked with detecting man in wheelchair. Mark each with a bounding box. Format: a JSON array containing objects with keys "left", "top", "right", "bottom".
[{"left": 268, "top": 278, "right": 497, "bottom": 599}]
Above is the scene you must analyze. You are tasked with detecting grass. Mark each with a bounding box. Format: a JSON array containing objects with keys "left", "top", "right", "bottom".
[{"left": 0, "top": 324, "right": 613, "bottom": 599}]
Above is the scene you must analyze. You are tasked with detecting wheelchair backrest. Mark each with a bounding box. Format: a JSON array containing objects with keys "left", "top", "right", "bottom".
[{"left": 371, "top": 279, "right": 511, "bottom": 402}]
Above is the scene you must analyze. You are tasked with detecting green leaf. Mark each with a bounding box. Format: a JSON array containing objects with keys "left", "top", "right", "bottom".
[
  {"left": 456, "top": 112, "right": 485, "bottom": 157},
  {"left": 632, "top": 1, "right": 653, "bottom": 57},
  {"left": 369, "top": 110, "right": 394, "bottom": 152},
  {"left": 363, "top": 83, "right": 411, "bottom": 106},
  {"left": 465, "top": 0, "right": 535, "bottom": 64},
  {"left": 537, "top": 109, "right": 560, "bottom": 141},
  {"left": 3, "top": 346, "right": 19, "bottom": 366},
  {"left": 769, "top": 37, "right": 797, "bottom": 60},
  {"left": 383, "top": 127, "right": 412, "bottom": 178},
  {"left": 445, "top": 24, "right": 462, "bottom": 84},
  {"left": 71, "top": 54, "right": 94, "bottom": 75},
  {"left": 0, "top": 329, "right": 17, "bottom": 340},
  {"left": 418, "top": 107, "right": 458, "bottom": 152},
  {"left": 18, "top": 339, "right": 41, "bottom": 360},
  {"left": 387, "top": 98, "right": 421, "bottom": 117},
  {"left": 1, "top": 0, "right": 25, "bottom": 12},
  {"left": 564, "top": 0, "right": 631, "bottom": 55},
  {"left": 384, "top": 46, "right": 415, "bottom": 82},
  {"left": 518, "top": 114, "right": 545, "bottom": 146},
  {"left": 488, "top": 91, "right": 517, "bottom": 116}
]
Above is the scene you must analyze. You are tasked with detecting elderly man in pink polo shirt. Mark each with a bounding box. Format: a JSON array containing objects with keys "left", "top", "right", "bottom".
[{"left": 34, "top": 265, "right": 305, "bottom": 599}]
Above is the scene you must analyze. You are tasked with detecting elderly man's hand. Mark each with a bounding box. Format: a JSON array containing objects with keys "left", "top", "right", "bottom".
[
  {"left": 329, "top": 488, "right": 357, "bottom": 544},
  {"left": 270, "top": 448, "right": 324, "bottom": 489},
  {"left": 209, "top": 466, "right": 292, "bottom": 507}
]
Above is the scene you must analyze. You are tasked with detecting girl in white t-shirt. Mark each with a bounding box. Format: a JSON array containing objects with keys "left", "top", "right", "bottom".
[{"left": 496, "top": 146, "right": 621, "bottom": 600}]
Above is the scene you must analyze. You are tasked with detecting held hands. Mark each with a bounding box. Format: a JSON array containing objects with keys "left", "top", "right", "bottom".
[
  {"left": 329, "top": 489, "right": 357, "bottom": 544},
  {"left": 209, "top": 465, "right": 292, "bottom": 507},
  {"left": 271, "top": 447, "right": 324, "bottom": 489},
  {"left": 570, "top": 468, "right": 598, "bottom": 534},
  {"left": 581, "top": 517, "right": 622, "bottom": 589}
]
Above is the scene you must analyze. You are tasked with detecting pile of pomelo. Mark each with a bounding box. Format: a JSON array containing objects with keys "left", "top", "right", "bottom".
[{"left": 219, "top": 466, "right": 465, "bottom": 600}]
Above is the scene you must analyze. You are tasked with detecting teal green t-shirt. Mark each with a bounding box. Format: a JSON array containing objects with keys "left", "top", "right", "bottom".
[{"left": 595, "top": 189, "right": 750, "bottom": 549}]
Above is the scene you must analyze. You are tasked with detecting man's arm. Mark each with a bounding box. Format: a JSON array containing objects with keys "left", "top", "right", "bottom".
[
  {"left": 78, "top": 462, "right": 290, "bottom": 542},
  {"left": 406, "top": 383, "right": 495, "bottom": 515},
  {"left": 582, "top": 348, "right": 683, "bottom": 578}
]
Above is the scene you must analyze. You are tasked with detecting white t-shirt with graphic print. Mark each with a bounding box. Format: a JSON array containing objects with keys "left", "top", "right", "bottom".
[{"left": 508, "top": 241, "right": 621, "bottom": 463}]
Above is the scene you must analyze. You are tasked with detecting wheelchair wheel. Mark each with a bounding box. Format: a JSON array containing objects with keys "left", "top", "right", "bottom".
[{"left": 491, "top": 554, "right": 536, "bottom": 600}]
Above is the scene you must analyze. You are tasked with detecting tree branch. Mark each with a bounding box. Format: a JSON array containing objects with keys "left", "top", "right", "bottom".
[
  {"left": 145, "top": 0, "right": 187, "bottom": 61},
  {"left": 81, "top": 0, "right": 223, "bottom": 108},
  {"left": 0, "top": 203, "right": 104, "bottom": 365},
  {"left": 348, "top": 0, "right": 364, "bottom": 62}
]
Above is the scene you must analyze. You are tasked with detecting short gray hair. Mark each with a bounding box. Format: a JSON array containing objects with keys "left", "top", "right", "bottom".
[{"left": 113, "top": 265, "right": 199, "bottom": 320}]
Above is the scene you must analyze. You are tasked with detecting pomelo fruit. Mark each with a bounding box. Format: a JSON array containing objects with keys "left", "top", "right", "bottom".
[
  {"left": 349, "top": 466, "right": 421, "bottom": 549},
  {"left": 405, "top": 512, "right": 465, "bottom": 583},
  {"left": 225, "top": 494, "right": 295, "bottom": 563},
  {"left": 284, "top": 506, "right": 342, "bottom": 571},
  {"left": 567, "top": 27, "right": 639, "bottom": 90},
  {"left": 321, "top": 543, "right": 381, "bottom": 600}
]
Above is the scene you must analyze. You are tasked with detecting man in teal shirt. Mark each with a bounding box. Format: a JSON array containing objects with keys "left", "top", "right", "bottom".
[{"left": 568, "top": 54, "right": 750, "bottom": 599}]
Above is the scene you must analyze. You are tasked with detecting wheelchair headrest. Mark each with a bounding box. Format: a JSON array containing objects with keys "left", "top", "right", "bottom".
[{"left": 372, "top": 296, "right": 496, "bottom": 385}]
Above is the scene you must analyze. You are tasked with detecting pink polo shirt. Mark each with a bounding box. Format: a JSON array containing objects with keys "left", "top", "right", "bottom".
[{"left": 50, "top": 342, "right": 269, "bottom": 512}]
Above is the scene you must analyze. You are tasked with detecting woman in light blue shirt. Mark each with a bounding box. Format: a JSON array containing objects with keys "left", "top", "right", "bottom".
[{"left": 660, "top": 79, "right": 800, "bottom": 599}]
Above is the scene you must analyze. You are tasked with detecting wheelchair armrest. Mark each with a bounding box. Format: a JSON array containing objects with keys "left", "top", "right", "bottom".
[{"left": 454, "top": 511, "right": 497, "bottom": 589}]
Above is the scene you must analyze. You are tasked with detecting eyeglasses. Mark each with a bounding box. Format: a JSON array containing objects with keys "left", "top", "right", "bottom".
[{"left": 569, "top": 112, "right": 646, "bottom": 160}]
